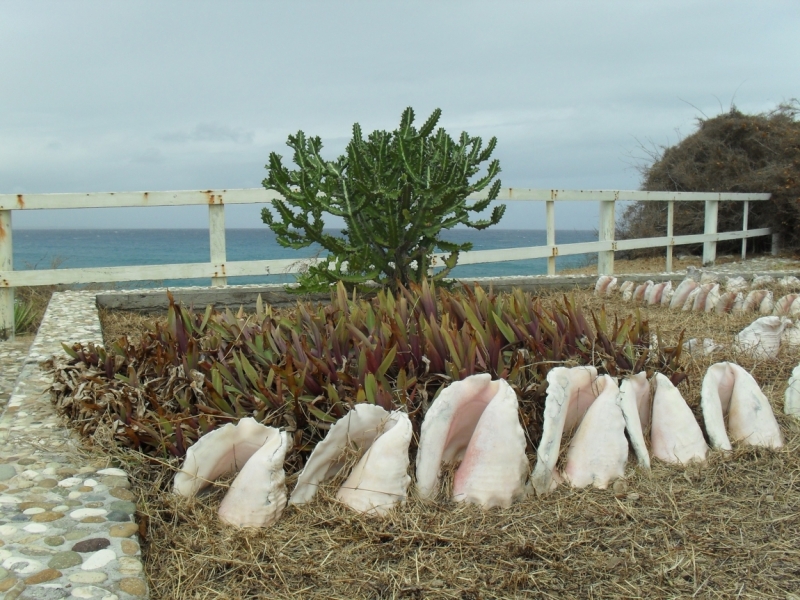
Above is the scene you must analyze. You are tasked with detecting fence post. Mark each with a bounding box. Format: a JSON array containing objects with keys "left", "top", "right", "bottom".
[
  {"left": 209, "top": 204, "right": 227, "bottom": 287},
  {"left": 0, "top": 210, "right": 13, "bottom": 340},
  {"left": 597, "top": 200, "right": 615, "bottom": 275},
  {"left": 702, "top": 199, "right": 719, "bottom": 266},
  {"left": 741, "top": 200, "right": 749, "bottom": 260},
  {"left": 546, "top": 200, "right": 556, "bottom": 276},
  {"left": 666, "top": 201, "right": 674, "bottom": 272}
]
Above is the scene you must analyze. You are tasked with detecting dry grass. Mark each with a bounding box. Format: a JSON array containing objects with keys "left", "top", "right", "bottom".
[{"left": 95, "top": 285, "right": 800, "bottom": 600}]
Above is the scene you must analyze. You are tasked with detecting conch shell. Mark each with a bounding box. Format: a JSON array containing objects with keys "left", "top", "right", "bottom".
[
  {"left": 618, "top": 372, "right": 651, "bottom": 468},
  {"left": 785, "top": 365, "right": 800, "bottom": 417},
  {"left": 651, "top": 374, "right": 708, "bottom": 464},
  {"left": 735, "top": 316, "right": 792, "bottom": 359}
]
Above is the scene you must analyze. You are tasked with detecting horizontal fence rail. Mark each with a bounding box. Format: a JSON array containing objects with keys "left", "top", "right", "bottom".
[{"left": 0, "top": 187, "right": 773, "bottom": 338}]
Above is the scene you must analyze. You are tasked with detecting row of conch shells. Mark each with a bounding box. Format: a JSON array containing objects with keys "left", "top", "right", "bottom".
[
  {"left": 595, "top": 274, "right": 800, "bottom": 316},
  {"left": 530, "top": 363, "right": 786, "bottom": 495}
]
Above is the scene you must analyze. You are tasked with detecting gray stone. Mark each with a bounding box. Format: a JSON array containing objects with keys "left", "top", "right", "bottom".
[
  {"left": 0, "top": 464, "right": 16, "bottom": 481},
  {"left": 47, "top": 551, "right": 82, "bottom": 569},
  {"left": 109, "top": 501, "right": 136, "bottom": 514},
  {"left": 106, "top": 511, "right": 130, "bottom": 522},
  {"left": 19, "top": 588, "right": 69, "bottom": 600},
  {"left": 10, "top": 514, "right": 30, "bottom": 522}
]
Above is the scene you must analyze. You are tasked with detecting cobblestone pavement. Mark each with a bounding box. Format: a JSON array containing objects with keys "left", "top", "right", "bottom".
[{"left": 0, "top": 291, "right": 146, "bottom": 600}]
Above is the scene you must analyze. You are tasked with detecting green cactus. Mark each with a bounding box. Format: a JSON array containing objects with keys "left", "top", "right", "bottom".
[{"left": 262, "top": 107, "right": 505, "bottom": 292}]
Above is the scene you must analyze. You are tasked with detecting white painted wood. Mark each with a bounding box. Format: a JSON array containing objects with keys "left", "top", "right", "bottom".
[
  {"left": 597, "top": 200, "right": 615, "bottom": 275},
  {"left": 0, "top": 211, "right": 12, "bottom": 339},
  {"left": 208, "top": 204, "right": 227, "bottom": 287},
  {"left": 546, "top": 200, "right": 556, "bottom": 275},
  {"left": 741, "top": 200, "right": 749, "bottom": 260},
  {"left": 666, "top": 201, "right": 674, "bottom": 272},
  {"left": 702, "top": 200, "right": 719, "bottom": 266},
  {"left": 0, "top": 188, "right": 771, "bottom": 210}
]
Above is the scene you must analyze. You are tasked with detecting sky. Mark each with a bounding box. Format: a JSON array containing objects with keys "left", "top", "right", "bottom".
[{"left": 1, "top": 0, "right": 798, "bottom": 230}]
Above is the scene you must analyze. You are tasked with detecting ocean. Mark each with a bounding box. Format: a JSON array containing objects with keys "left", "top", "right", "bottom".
[{"left": 12, "top": 229, "right": 597, "bottom": 288}]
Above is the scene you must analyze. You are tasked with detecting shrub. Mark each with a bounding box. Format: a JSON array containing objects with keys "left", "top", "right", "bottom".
[
  {"left": 261, "top": 107, "right": 506, "bottom": 292},
  {"left": 619, "top": 102, "right": 800, "bottom": 255}
]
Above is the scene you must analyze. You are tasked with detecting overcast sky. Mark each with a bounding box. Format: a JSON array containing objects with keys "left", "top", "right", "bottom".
[{"left": 2, "top": 1, "right": 798, "bottom": 229}]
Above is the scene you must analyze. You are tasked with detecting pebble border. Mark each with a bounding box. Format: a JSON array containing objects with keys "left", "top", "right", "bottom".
[{"left": 0, "top": 291, "right": 146, "bottom": 600}]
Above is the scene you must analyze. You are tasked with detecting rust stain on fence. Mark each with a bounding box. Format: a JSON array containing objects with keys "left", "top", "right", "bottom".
[
  {"left": 205, "top": 190, "right": 223, "bottom": 205},
  {"left": 16, "top": 195, "right": 24, "bottom": 209}
]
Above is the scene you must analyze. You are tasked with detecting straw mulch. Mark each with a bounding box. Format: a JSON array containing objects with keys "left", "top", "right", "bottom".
[{"left": 96, "top": 286, "right": 800, "bottom": 600}]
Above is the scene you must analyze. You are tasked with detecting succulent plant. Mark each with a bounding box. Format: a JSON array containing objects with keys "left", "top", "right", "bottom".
[{"left": 51, "top": 283, "right": 684, "bottom": 469}]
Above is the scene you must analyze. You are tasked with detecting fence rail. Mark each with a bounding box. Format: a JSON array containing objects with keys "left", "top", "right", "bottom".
[{"left": 0, "top": 187, "right": 773, "bottom": 338}]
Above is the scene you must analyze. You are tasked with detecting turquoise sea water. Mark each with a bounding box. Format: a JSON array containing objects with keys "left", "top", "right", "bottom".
[{"left": 13, "top": 229, "right": 596, "bottom": 288}]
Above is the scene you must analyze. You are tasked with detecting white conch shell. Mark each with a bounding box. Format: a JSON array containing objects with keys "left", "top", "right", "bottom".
[
  {"left": 731, "top": 292, "right": 745, "bottom": 314},
  {"left": 716, "top": 291, "right": 739, "bottom": 314},
  {"left": 773, "top": 294, "right": 798, "bottom": 316},
  {"left": 660, "top": 281, "right": 673, "bottom": 306},
  {"left": 701, "top": 362, "right": 783, "bottom": 450},
  {"left": 704, "top": 284, "right": 720, "bottom": 312},
  {"left": 683, "top": 338, "right": 722, "bottom": 356},
  {"left": 782, "top": 323, "right": 800, "bottom": 348},
  {"left": 530, "top": 366, "right": 601, "bottom": 495},
  {"left": 290, "top": 404, "right": 391, "bottom": 505},
  {"left": 682, "top": 287, "right": 701, "bottom": 311},
  {"left": 743, "top": 290, "right": 768, "bottom": 312},
  {"left": 633, "top": 281, "right": 652, "bottom": 303},
  {"left": 619, "top": 281, "right": 635, "bottom": 301},
  {"left": 647, "top": 282, "right": 668, "bottom": 305},
  {"left": 735, "top": 316, "right": 792, "bottom": 359},
  {"left": 759, "top": 291, "right": 774, "bottom": 315},
  {"left": 336, "top": 411, "right": 412, "bottom": 516},
  {"left": 563, "top": 376, "right": 627, "bottom": 489},
  {"left": 651, "top": 374, "right": 708, "bottom": 464},
  {"left": 174, "top": 417, "right": 275, "bottom": 497},
  {"left": 218, "top": 428, "right": 291, "bottom": 527},
  {"left": 785, "top": 365, "right": 800, "bottom": 417},
  {"left": 451, "top": 380, "right": 528, "bottom": 507},
  {"left": 700, "top": 271, "right": 719, "bottom": 284},
  {"left": 618, "top": 372, "right": 651, "bottom": 468},
  {"left": 594, "top": 276, "right": 617, "bottom": 296},
  {"left": 779, "top": 275, "right": 800, "bottom": 288},
  {"left": 725, "top": 276, "right": 748, "bottom": 294},
  {"left": 691, "top": 283, "right": 714, "bottom": 312},
  {"left": 670, "top": 279, "right": 699, "bottom": 309},
  {"left": 790, "top": 296, "right": 800, "bottom": 317},
  {"left": 415, "top": 374, "right": 527, "bottom": 507},
  {"left": 751, "top": 275, "right": 774, "bottom": 288}
]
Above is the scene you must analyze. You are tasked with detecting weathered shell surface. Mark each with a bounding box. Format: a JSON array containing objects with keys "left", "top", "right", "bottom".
[
  {"left": 691, "top": 283, "right": 714, "bottom": 312},
  {"left": 174, "top": 417, "right": 273, "bottom": 497},
  {"left": 594, "top": 275, "right": 613, "bottom": 296},
  {"left": 530, "top": 366, "right": 600, "bottom": 495},
  {"left": 725, "top": 276, "right": 748, "bottom": 293},
  {"left": 336, "top": 411, "right": 412, "bottom": 516},
  {"left": 290, "top": 404, "right": 390, "bottom": 505},
  {"left": 660, "top": 281, "right": 673, "bottom": 306},
  {"left": 735, "top": 316, "right": 792, "bottom": 359},
  {"left": 752, "top": 275, "right": 775, "bottom": 288},
  {"left": 701, "top": 363, "right": 736, "bottom": 451},
  {"left": 773, "top": 294, "right": 798, "bottom": 316},
  {"left": 647, "top": 282, "right": 667, "bottom": 305},
  {"left": 670, "top": 279, "right": 699, "bottom": 309},
  {"left": 651, "top": 374, "right": 708, "bottom": 464},
  {"left": 785, "top": 365, "right": 800, "bottom": 417},
  {"left": 618, "top": 372, "right": 651, "bottom": 468},
  {"left": 619, "top": 281, "right": 635, "bottom": 301},
  {"left": 742, "top": 290, "right": 767, "bottom": 313},
  {"left": 704, "top": 284, "right": 721, "bottom": 312},
  {"left": 683, "top": 338, "right": 722, "bottom": 356},
  {"left": 218, "top": 429, "right": 291, "bottom": 528},
  {"left": 779, "top": 275, "right": 800, "bottom": 289},
  {"left": 781, "top": 324, "right": 800, "bottom": 348},
  {"left": 682, "top": 287, "right": 701, "bottom": 311},
  {"left": 726, "top": 363, "right": 783, "bottom": 448},
  {"left": 633, "top": 282, "right": 652, "bottom": 303},
  {"left": 563, "top": 376, "right": 627, "bottom": 489},
  {"left": 715, "top": 291, "right": 738, "bottom": 314},
  {"left": 759, "top": 291, "right": 775, "bottom": 315}
]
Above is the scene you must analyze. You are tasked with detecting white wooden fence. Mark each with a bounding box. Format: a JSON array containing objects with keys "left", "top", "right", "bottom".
[{"left": 0, "top": 188, "right": 772, "bottom": 338}]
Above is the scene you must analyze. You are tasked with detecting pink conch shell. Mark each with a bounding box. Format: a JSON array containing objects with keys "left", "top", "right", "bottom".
[
  {"left": 417, "top": 373, "right": 529, "bottom": 507},
  {"left": 759, "top": 291, "right": 774, "bottom": 315},
  {"left": 174, "top": 417, "right": 275, "bottom": 497},
  {"left": 618, "top": 372, "right": 651, "bottom": 468},
  {"left": 704, "top": 284, "right": 721, "bottom": 312},
  {"left": 336, "top": 411, "right": 412, "bottom": 516},
  {"left": 682, "top": 287, "right": 701, "bottom": 311},
  {"left": 651, "top": 374, "right": 708, "bottom": 464},
  {"left": 218, "top": 428, "right": 291, "bottom": 527},
  {"left": 660, "top": 281, "right": 674, "bottom": 306},
  {"left": 725, "top": 276, "right": 748, "bottom": 294},
  {"left": 619, "top": 281, "right": 635, "bottom": 301},
  {"left": 790, "top": 297, "right": 800, "bottom": 317},
  {"left": 742, "top": 290, "right": 768, "bottom": 312},
  {"left": 773, "top": 294, "right": 798, "bottom": 316},
  {"left": 701, "top": 362, "right": 783, "bottom": 450},
  {"left": 563, "top": 376, "right": 628, "bottom": 489},
  {"left": 633, "top": 281, "right": 653, "bottom": 303},
  {"left": 594, "top": 276, "right": 617, "bottom": 296},
  {"left": 779, "top": 275, "right": 800, "bottom": 289},
  {"left": 735, "top": 316, "right": 792, "bottom": 359},
  {"left": 647, "top": 282, "right": 668, "bottom": 305},
  {"left": 731, "top": 292, "right": 746, "bottom": 314},
  {"left": 451, "top": 380, "right": 528, "bottom": 507},
  {"left": 530, "top": 366, "right": 601, "bottom": 495},
  {"left": 691, "top": 283, "right": 713, "bottom": 312},
  {"left": 415, "top": 374, "right": 527, "bottom": 508},
  {"left": 670, "top": 279, "right": 699, "bottom": 309},
  {"left": 785, "top": 365, "right": 800, "bottom": 417},
  {"left": 290, "top": 404, "right": 391, "bottom": 505},
  {"left": 716, "top": 291, "right": 740, "bottom": 314}
]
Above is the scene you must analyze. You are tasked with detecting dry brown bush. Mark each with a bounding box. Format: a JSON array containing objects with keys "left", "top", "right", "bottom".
[{"left": 620, "top": 101, "right": 800, "bottom": 257}]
